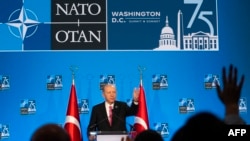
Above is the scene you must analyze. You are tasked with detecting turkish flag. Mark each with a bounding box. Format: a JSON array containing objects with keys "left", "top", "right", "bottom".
[
  {"left": 64, "top": 79, "right": 82, "bottom": 141},
  {"left": 134, "top": 80, "right": 149, "bottom": 134}
]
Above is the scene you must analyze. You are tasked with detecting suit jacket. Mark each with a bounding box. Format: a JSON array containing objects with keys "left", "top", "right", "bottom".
[{"left": 87, "top": 100, "right": 138, "bottom": 135}]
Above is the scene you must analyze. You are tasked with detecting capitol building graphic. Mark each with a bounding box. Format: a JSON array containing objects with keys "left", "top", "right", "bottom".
[{"left": 154, "top": 10, "right": 218, "bottom": 51}]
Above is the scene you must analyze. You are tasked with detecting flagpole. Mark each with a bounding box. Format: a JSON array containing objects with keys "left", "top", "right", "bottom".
[
  {"left": 70, "top": 65, "right": 79, "bottom": 84},
  {"left": 138, "top": 65, "right": 146, "bottom": 85}
]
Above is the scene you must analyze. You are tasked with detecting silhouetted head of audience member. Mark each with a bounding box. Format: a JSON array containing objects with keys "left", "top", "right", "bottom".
[
  {"left": 134, "top": 129, "right": 163, "bottom": 141},
  {"left": 30, "top": 123, "right": 70, "bottom": 141},
  {"left": 171, "top": 112, "right": 226, "bottom": 141}
]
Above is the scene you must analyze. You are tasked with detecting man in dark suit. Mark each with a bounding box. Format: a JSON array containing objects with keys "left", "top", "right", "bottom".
[{"left": 87, "top": 84, "right": 139, "bottom": 141}]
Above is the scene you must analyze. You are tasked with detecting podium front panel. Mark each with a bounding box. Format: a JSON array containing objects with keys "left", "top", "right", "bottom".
[{"left": 96, "top": 131, "right": 128, "bottom": 141}]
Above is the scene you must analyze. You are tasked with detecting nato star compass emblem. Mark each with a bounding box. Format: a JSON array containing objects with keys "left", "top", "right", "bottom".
[{"left": 6, "top": 5, "right": 39, "bottom": 48}]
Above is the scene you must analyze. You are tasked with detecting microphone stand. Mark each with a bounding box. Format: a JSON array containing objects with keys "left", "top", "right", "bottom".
[
  {"left": 112, "top": 108, "right": 135, "bottom": 133},
  {"left": 89, "top": 117, "right": 108, "bottom": 133}
]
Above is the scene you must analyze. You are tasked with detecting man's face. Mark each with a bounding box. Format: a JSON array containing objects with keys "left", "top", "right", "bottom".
[{"left": 102, "top": 85, "right": 116, "bottom": 104}]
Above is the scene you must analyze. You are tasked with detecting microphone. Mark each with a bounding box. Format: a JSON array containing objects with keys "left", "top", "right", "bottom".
[
  {"left": 112, "top": 105, "right": 135, "bottom": 132},
  {"left": 89, "top": 117, "right": 108, "bottom": 130}
]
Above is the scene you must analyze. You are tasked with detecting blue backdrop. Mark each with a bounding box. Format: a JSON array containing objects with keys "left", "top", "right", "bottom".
[{"left": 0, "top": 0, "right": 250, "bottom": 141}]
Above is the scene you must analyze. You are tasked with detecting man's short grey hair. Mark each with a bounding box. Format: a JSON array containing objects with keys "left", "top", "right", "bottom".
[{"left": 102, "top": 83, "right": 116, "bottom": 92}]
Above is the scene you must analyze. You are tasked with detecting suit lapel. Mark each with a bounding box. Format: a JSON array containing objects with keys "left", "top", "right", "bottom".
[{"left": 112, "top": 101, "right": 120, "bottom": 125}]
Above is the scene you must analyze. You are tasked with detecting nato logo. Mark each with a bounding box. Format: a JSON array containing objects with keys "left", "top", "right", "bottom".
[
  {"left": 78, "top": 99, "right": 89, "bottom": 114},
  {"left": 204, "top": 74, "right": 219, "bottom": 89},
  {"left": 20, "top": 99, "right": 36, "bottom": 115},
  {"left": 154, "top": 122, "right": 169, "bottom": 138},
  {"left": 179, "top": 98, "right": 195, "bottom": 113},
  {"left": 47, "top": 75, "right": 63, "bottom": 90},
  {"left": 0, "top": 75, "right": 10, "bottom": 90},
  {"left": 0, "top": 0, "right": 49, "bottom": 51},
  {"left": 239, "top": 98, "right": 247, "bottom": 113},
  {"left": 99, "top": 74, "right": 115, "bottom": 90},
  {"left": 152, "top": 74, "right": 168, "bottom": 90},
  {"left": 0, "top": 124, "right": 10, "bottom": 139}
]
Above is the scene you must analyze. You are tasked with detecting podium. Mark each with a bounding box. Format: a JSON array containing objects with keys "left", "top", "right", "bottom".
[{"left": 90, "top": 131, "right": 130, "bottom": 141}]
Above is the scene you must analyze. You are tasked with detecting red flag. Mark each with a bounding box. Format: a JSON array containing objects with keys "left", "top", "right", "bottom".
[
  {"left": 64, "top": 79, "right": 82, "bottom": 141},
  {"left": 134, "top": 80, "right": 149, "bottom": 134}
]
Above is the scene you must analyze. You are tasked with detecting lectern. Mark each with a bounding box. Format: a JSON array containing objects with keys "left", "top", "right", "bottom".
[{"left": 90, "top": 131, "right": 129, "bottom": 141}]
